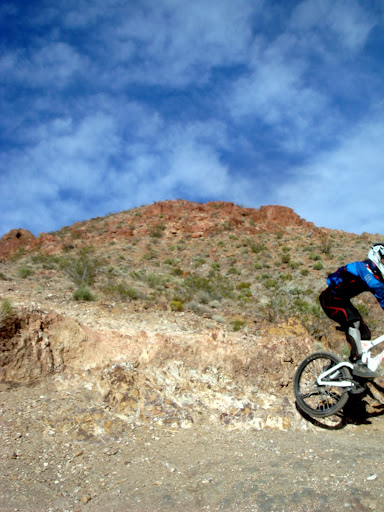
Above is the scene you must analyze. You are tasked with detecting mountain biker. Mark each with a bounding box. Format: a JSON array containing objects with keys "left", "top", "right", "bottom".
[{"left": 319, "top": 243, "right": 384, "bottom": 379}]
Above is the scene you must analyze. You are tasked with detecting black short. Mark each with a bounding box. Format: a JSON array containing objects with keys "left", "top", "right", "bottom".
[{"left": 319, "top": 288, "right": 371, "bottom": 340}]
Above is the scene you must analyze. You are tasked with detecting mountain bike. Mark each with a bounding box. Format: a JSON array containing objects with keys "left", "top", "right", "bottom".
[{"left": 294, "top": 332, "right": 384, "bottom": 418}]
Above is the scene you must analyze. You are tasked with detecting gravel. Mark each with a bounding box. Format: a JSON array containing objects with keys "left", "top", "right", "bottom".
[{"left": 1, "top": 382, "right": 384, "bottom": 512}]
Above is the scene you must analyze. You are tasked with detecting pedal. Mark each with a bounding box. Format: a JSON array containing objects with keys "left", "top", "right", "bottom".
[{"left": 349, "top": 381, "right": 366, "bottom": 394}]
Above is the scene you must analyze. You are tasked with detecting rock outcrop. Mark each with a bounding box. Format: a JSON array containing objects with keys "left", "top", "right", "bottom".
[
  {"left": 0, "top": 200, "right": 315, "bottom": 259},
  {"left": 0, "top": 229, "right": 35, "bottom": 260},
  {"left": 0, "top": 306, "right": 314, "bottom": 431}
]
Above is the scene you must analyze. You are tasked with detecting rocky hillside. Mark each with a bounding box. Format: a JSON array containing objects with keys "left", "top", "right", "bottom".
[
  {"left": 2, "top": 200, "right": 384, "bottom": 512},
  {"left": 1, "top": 199, "right": 384, "bottom": 434},
  {"left": 1, "top": 200, "right": 382, "bottom": 336}
]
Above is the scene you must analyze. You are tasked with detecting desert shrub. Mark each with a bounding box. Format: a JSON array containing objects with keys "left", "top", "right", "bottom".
[
  {"left": 281, "top": 253, "right": 291, "bottom": 264},
  {"left": 72, "top": 286, "right": 96, "bottom": 301},
  {"left": 209, "top": 273, "right": 234, "bottom": 300},
  {"left": 183, "top": 274, "right": 212, "bottom": 296},
  {"left": 18, "top": 265, "right": 34, "bottom": 279},
  {"left": 313, "top": 262, "right": 324, "bottom": 271},
  {"left": 146, "top": 273, "right": 170, "bottom": 290},
  {"left": 142, "top": 249, "right": 157, "bottom": 260},
  {"left": 230, "top": 319, "right": 245, "bottom": 331},
  {"left": 1, "top": 298, "right": 13, "bottom": 318},
  {"left": 293, "top": 298, "right": 311, "bottom": 313},
  {"left": 249, "top": 242, "right": 266, "bottom": 254},
  {"left": 238, "top": 290, "right": 252, "bottom": 300},
  {"left": 170, "top": 267, "right": 183, "bottom": 277},
  {"left": 237, "top": 281, "right": 251, "bottom": 290},
  {"left": 0, "top": 271, "right": 9, "bottom": 281},
  {"left": 130, "top": 270, "right": 146, "bottom": 281},
  {"left": 170, "top": 300, "right": 183, "bottom": 312},
  {"left": 237, "top": 282, "right": 252, "bottom": 298},
  {"left": 193, "top": 257, "right": 206, "bottom": 267},
  {"left": 149, "top": 223, "right": 166, "bottom": 238},
  {"left": 185, "top": 300, "right": 210, "bottom": 315},
  {"left": 320, "top": 238, "right": 332, "bottom": 255},
  {"left": 30, "top": 253, "right": 60, "bottom": 269},
  {"left": 300, "top": 269, "right": 309, "bottom": 276},
  {"left": 264, "top": 278, "right": 277, "bottom": 289},
  {"left": 195, "top": 290, "right": 211, "bottom": 304},
  {"left": 301, "top": 307, "right": 327, "bottom": 339},
  {"left": 103, "top": 282, "right": 141, "bottom": 301},
  {"left": 182, "top": 272, "right": 234, "bottom": 302},
  {"left": 258, "top": 297, "right": 284, "bottom": 322},
  {"left": 59, "top": 248, "right": 102, "bottom": 287},
  {"left": 164, "top": 258, "right": 178, "bottom": 266}
]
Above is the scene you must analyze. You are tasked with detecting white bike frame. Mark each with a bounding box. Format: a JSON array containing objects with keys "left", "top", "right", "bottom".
[
  {"left": 361, "top": 333, "right": 384, "bottom": 370},
  {"left": 317, "top": 333, "right": 384, "bottom": 388}
]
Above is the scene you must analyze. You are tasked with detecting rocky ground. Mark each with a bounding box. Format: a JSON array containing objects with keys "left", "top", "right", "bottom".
[
  {"left": 1, "top": 288, "right": 384, "bottom": 512},
  {"left": 2, "top": 202, "right": 384, "bottom": 511},
  {"left": 1, "top": 379, "right": 384, "bottom": 512}
]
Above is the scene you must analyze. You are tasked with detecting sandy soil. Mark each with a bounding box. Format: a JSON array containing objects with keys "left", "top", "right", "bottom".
[
  {"left": 1, "top": 380, "right": 384, "bottom": 512},
  {"left": 2, "top": 271, "right": 384, "bottom": 512}
]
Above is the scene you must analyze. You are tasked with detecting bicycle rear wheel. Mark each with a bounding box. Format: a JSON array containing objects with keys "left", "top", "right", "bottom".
[{"left": 294, "top": 351, "right": 351, "bottom": 418}]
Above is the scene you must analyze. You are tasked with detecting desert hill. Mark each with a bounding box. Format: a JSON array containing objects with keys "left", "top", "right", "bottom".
[
  {"left": 1, "top": 199, "right": 383, "bottom": 426},
  {"left": 0, "top": 201, "right": 312, "bottom": 257},
  {"left": 1, "top": 200, "right": 384, "bottom": 511}
]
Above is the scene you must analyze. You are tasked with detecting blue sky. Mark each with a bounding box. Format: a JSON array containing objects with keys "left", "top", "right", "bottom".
[{"left": 1, "top": 0, "right": 384, "bottom": 237}]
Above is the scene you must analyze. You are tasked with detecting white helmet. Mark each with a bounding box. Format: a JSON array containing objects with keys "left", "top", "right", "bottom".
[{"left": 368, "top": 243, "right": 384, "bottom": 278}]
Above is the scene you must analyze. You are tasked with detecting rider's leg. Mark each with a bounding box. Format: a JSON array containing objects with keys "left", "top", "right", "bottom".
[
  {"left": 347, "top": 321, "right": 362, "bottom": 361},
  {"left": 320, "top": 289, "right": 376, "bottom": 378},
  {"left": 347, "top": 321, "right": 377, "bottom": 379}
]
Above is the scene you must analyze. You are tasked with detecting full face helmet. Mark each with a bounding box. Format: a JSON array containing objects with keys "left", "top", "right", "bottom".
[{"left": 368, "top": 243, "right": 384, "bottom": 280}]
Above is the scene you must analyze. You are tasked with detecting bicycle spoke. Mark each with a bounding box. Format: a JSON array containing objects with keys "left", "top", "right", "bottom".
[{"left": 294, "top": 352, "right": 350, "bottom": 418}]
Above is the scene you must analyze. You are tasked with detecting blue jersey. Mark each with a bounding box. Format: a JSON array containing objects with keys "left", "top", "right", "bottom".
[{"left": 326, "top": 260, "right": 384, "bottom": 309}]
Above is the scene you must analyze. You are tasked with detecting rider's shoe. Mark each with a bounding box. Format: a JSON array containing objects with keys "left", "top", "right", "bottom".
[
  {"left": 352, "top": 362, "right": 377, "bottom": 379},
  {"left": 349, "top": 381, "right": 367, "bottom": 394}
]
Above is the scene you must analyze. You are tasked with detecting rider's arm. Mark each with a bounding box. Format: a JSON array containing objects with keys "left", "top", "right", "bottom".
[{"left": 346, "top": 261, "right": 384, "bottom": 309}]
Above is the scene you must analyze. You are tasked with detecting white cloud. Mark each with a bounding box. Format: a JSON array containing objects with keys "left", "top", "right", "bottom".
[
  {"left": 290, "top": 0, "right": 375, "bottom": 50},
  {"left": 228, "top": 0, "right": 380, "bottom": 155},
  {"left": 0, "top": 103, "right": 244, "bottom": 234},
  {"left": 1, "top": 1, "right": 384, "bottom": 238},
  {"left": 276, "top": 115, "right": 384, "bottom": 234},
  {"left": 229, "top": 33, "right": 331, "bottom": 153},
  {"left": 0, "top": 42, "right": 85, "bottom": 89},
  {"left": 0, "top": 112, "right": 121, "bottom": 232},
  {"left": 102, "top": 0, "right": 259, "bottom": 87}
]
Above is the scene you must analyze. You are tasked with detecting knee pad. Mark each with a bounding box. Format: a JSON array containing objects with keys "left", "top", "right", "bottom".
[{"left": 347, "top": 321, "right": 362, "bottom": 357}]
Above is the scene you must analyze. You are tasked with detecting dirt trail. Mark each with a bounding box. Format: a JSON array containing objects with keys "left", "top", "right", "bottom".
[
  {"left": 1, "top": 382, "right": 384, "bottom": 512},
  {"left": 1, "top": 279, "right": 384, "bottom": 512}
]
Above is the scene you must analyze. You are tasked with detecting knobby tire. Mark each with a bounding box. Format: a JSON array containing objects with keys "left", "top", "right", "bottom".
[{"left": 294, "top": 351, "right": 351, "bottom": 418}]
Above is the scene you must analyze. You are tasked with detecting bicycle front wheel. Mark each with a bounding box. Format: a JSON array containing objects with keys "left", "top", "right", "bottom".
[{"left": 294, "top": 351, "right": 351, "bottom": 418}]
